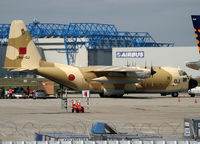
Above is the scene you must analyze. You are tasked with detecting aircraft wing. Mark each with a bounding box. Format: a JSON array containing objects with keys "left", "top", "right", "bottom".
[
  {"left": 4, "top": 67, "right": 37, "bottom": 73},
  {"left": 186, "top": 60, "right": 200, "bottom": 70},
  {"left": 90, "top": 66, "right": 151, "bottom": 84}
]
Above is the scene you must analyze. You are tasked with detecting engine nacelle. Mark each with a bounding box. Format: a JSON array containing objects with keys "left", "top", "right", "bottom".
[{"left": 126, "top": 71, "right": 151, "bottom": 79}]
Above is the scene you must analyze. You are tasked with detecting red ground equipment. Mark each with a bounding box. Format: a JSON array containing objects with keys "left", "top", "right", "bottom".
[{"left": 72, "top": 100, "right": 84, "bottom": 113}]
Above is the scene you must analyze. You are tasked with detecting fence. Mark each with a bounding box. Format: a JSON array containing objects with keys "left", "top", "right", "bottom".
[
  {"left": 0, "top": 140, "right": 199, "bottom": 144},
  {"left": 0, "top": 121, "right": 185, "bottom": 141}
]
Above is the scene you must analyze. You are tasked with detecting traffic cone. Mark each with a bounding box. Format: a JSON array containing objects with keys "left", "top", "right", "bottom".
[
  {"left": 178, "top": 98, "right": 180, "bottom": 103},
  {"left": 195, "top": 98, "right": 197, "bottom": 103}
]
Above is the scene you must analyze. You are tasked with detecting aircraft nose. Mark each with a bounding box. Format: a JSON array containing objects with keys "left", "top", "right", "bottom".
[{"left": 189, "top": 78, "right": 198, "bottom": 89}]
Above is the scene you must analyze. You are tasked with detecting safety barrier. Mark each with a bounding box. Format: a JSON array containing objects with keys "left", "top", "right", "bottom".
[{"left": 0, "top": 140, "right": 199, "bottom": 144}]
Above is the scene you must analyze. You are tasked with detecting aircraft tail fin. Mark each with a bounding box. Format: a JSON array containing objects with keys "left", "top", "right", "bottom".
[
  {"left": 4, "top": 20, "right": 42, "bottom": 71},
  {"left": 191, "top": 15, "right": 200, "bottom": 53}
]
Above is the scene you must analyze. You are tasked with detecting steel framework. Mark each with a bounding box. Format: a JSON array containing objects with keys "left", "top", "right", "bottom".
[{"left": 0, "top": 21, "right": 174, "bottom": 65}]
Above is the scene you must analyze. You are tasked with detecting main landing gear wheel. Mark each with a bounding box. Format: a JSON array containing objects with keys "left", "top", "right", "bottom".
[
  {"left": 171, "top": 92, "right": 179, "bottom": 97},
  {"left": 99, "top": 93, "right": 106, "bottom": 98},
  {"left": 99, "top": 94, "right": 124, "bottom": 98},
  {"left": 160, "top": 93, "right": 167, "bottom": 96},
  {"left": 113, "top": 94, "right": 124, "bottom": 98},
  {"left": 190, "top": 94, "right": 195, "bottom": 97}
]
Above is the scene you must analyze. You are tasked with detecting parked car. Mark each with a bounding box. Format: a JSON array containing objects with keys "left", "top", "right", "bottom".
[
  {"left": 33, "top": 89, "right": 47, "bottom": 99},
  {"left": 12, "top": 87, "right": 28, "bottom": 99},
  {"left": 13, "top": 93, "right": 27, "bottom": 99}
]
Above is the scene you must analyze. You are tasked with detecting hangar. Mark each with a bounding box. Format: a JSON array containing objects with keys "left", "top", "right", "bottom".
[
  {"left": 0, "top": 20, "right": 177, "bottom": 78},
  {"left": 112, "top": 47, "right": 200, "bottom": 77}
]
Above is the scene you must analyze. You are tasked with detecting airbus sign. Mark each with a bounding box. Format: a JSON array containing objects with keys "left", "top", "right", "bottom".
[{"left": 116, "top": 51, "right": 144, "bottom": 58}]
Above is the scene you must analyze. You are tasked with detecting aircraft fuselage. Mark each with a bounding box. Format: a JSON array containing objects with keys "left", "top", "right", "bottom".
[{"left": 37, "top": 61, "right": 189, "bottom": 97}]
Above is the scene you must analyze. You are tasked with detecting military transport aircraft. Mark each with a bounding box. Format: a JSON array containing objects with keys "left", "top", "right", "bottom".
[
  {"left": 186, "top": 15, "right": 200, "bottom": 70},
  {"left": 3, "top": 20, "right": 197, "bottom": 97}
]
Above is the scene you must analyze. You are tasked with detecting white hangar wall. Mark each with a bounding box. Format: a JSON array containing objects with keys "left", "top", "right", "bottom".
[
  {"left": 38, "top": 38, "right": 67, "bottom": 65},
  {"left": 38, "top": 38, "right": 88, "bottom": 66},
  {"left": 88, "top": 49, "right": 112, "bottom": 66},
  {"left": 112, "top": 47, "right": 200, "bottom": 78},
  {"left": 38, "top": 38, "right": 111, "bottom": 67}
]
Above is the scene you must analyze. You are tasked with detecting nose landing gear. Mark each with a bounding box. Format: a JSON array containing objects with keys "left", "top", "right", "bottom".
[{"left": 171, "top": 92, "right": 179, "bottom": 97}]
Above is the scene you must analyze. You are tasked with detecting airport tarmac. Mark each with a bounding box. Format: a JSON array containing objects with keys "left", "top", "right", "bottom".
[{"left": 0, "top": 93, "right": 200, "bottom": 141}]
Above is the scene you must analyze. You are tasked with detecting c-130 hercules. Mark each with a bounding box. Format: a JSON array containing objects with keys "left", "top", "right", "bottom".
[{"left": 3, "top": 20, "right": 198, "bottom": 97}]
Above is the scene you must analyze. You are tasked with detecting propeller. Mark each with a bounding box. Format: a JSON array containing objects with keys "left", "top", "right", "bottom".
[
  {"left": 151, "top": 66, "right": 156, "bottom": 76},
  {"left": 150, "top": 61, "right": 156, "bottom": 77},
  {"left": 150, "top": 61, "right": 156, "bottom": 87},
  {"left": 144, "top": 60, "right": 156, "bottom": 76}
]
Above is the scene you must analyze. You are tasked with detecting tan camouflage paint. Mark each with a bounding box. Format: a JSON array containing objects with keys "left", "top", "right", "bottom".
[
  {"left": 4, "top": 20, "right": 41, "bottom": 69},
  {"left": 4, "top": 20, "right": 189, "bottom": 95}
]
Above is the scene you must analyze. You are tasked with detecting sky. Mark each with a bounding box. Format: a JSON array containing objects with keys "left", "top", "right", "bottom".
[{"left": 0, "top": 0, "right": 200, "bottom": 46}]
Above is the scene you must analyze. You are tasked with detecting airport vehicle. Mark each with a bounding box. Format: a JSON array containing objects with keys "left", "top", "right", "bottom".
[
  {"left": 3, "top": 20, "right": 198, "bottom": 98},
  {"left": 13, "top": 93, "right": 27, "bottom": 98},
  {"left": 12, "top": 87, "right": 27, "bottom": 98},
  {"left": 188, "top": 86, "right": 200, "bottom": 97},
  {"left": 33, "top": 89, "right": 47, "bottom": 99},
  {"left": 72, "top": 100, "right": 84, "bottom": 113},
  {"left": 186, "top": 15, "right": 200, "bottom": 70}
]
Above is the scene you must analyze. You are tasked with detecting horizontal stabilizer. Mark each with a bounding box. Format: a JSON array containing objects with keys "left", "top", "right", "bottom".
[{"left": 4, "top": 67, "right": 37, "bottom": 73}]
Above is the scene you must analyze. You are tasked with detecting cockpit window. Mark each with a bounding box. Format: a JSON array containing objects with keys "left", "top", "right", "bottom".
[{"left": 178, "top": 70, "right": 187, "bottom": 76}]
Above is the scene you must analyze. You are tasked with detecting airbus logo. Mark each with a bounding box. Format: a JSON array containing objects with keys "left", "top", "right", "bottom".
[{"left": 116, "top": 51, "right": 144, "bottom": 58}]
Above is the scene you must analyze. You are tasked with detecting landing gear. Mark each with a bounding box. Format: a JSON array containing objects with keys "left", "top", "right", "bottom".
[
  {"left": 99, "top": 93, "right": 124, "bottom": 98},
  {"left": 99, "top": 93, "right": 106, "bottom": 98},
  {"left": 190, "top": 94, "right": 195, "bottom": 97},
  {"left": 160, "top": 93, "right": 167, "bottom": 96},
  {"left": 171, "top": 92, "right": 179, "bottom": 97},
  {"left": 113, "top": 94, "right": 124, "bottom": 98},
  {"left": 59, "top": 84, "right": 64, "bottom": 99}
]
